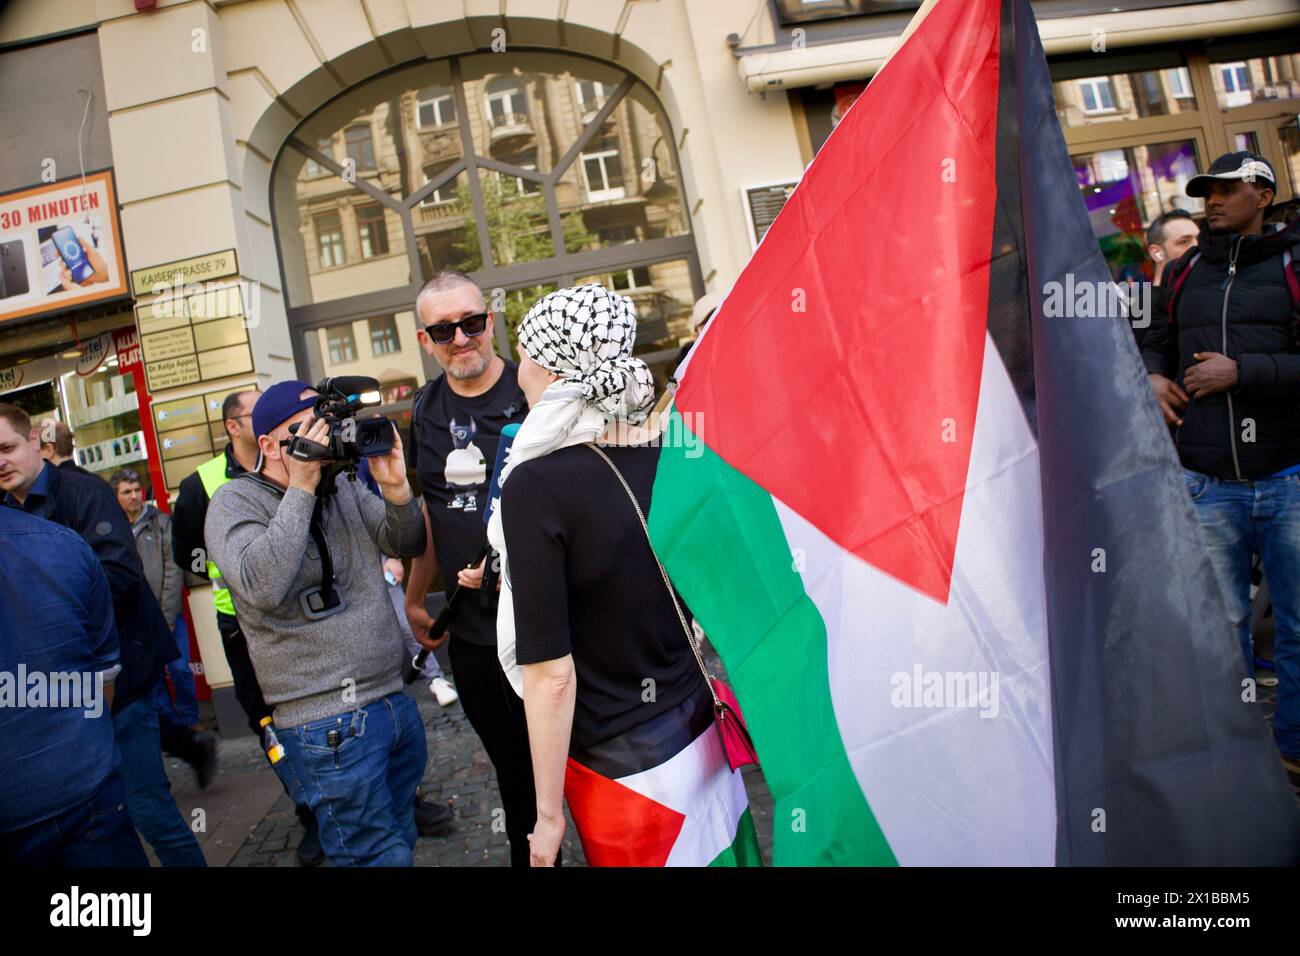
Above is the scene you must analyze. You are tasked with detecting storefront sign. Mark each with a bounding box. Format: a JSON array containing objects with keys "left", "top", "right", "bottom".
[
  {"left": 137, "top": 283, "right": 253, "bottom": 392},
  {"left": 145, "top": 354, "right": 202, "bottom": 391},
  {"left": 75, "top": 332, "right": 114, "bottom": 377},
  {"left": 130, "top": 249, "right": 238, "bottom": 298},
  {"left": 0, "top": 171, "right": 130, "bottom": 324},
  {"left": 113, "top": 327, "right": 142, "bottom": 372}
]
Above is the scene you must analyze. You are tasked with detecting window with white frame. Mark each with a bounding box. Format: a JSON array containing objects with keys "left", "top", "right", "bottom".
[
  {"left": 304, "top": 136, "right": 333, "bottom": 177},
  {"left": 421, "top": 164, "right": 458, "bottom": 205},
  {"left": 1078, "top": 77, "right": 1116, "bottom": 113},
  {"left": 486, "top": 84, "right": 528, "bottom": 127},
  {"left": 575, "top": 79, "right": 610, "bottom": 119},
  {"left": 356, "top": 204, "right": 389, "bottom": 258},
  {"left": 495, "top": 154, "right": 541, "bottom": 196},
  {"left": 417, "top": 88, "right": 456, "bottom": 129},
  {"left": 368, "top": 316, "right": 400, "bottom": 356},
  {"left": 327, "top": 325, "right": 357, "bottom": 364},
  {"left": 1168, "top": 67, "right": 1193, "bottom": 99},
  {"left": 580, "top": 148, "right": 625, "bottom": 202},
  {"left": 345, "top": 124, "right": 376, "bottom": 171},
  {"left": 1219, "top": 62, "right": 1253, "bottom": 107}
]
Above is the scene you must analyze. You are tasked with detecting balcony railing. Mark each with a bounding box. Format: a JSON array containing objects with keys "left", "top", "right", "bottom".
[{"left": 489, "top": 112, "right": 534, "bottom": 151}]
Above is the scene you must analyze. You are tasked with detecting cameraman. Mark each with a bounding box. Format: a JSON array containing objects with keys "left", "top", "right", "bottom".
[{"left": 204, "top": 381, "right": 429, "bottom": 866}]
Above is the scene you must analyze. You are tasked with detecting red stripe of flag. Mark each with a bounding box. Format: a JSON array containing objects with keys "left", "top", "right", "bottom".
[{"left": 677, "top": 0, "right": 1003, "bottom": 604}]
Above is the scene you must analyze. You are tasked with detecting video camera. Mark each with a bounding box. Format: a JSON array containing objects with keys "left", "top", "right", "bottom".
[{"left": 283, "top": 375, "right": 396, "bottom": 492}]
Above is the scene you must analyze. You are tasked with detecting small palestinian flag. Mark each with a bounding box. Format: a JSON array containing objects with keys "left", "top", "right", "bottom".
[
  {"left": 564, "top": 688, "right": 762, "bottom": 866},
  {"left": 649, "top": 0, "right": 1300, "bottom": 865}
]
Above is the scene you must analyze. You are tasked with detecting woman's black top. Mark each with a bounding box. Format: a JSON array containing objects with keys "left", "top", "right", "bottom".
[{"left": 500, "top": 441, "right": 705, "bottom": 749}]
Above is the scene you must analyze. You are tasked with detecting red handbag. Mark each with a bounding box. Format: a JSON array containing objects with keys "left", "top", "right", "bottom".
[{"left": 587, "top": 445, "right": 759, "bottom": 772}]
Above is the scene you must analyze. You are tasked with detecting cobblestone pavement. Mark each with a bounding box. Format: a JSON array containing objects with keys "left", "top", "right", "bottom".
[
  {"left": 169, "top": 647, "right": 775, "bottom": 867},
  {"left": 166, "top": 653, "right": 1293, "bottom": 867}
]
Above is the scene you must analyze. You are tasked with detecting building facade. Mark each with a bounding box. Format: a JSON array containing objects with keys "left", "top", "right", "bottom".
[{"left": 2, "top": 0, "right": 1297, "bottom": 731}]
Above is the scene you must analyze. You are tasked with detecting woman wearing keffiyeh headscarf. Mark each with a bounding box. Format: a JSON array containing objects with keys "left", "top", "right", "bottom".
[{"left": 490, "top": 284, "right": 760, "bottom": 868}]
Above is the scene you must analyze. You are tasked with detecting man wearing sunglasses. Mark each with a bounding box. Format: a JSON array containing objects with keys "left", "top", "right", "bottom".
[{"left": 404, "top": 270, "right": 538, "bottom": 866}]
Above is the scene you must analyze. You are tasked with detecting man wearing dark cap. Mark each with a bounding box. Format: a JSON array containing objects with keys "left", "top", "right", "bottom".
[
  {"left": 1141, "top": 151, "right": 1300, "bottom": 775},
  {"left": 204, "top": 381, "right": 431, "bottom": 865}
]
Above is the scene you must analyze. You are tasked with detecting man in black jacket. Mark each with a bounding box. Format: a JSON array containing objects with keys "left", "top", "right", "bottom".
[
  {"left": 0, "top": 403, "right": 206, "bottom": 865},
  {"left": 1140, "top": 152, "right": 1300, "bottom": 774}
]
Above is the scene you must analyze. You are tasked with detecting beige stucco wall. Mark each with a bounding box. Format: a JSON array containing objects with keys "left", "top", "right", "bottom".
[{"left": 2, "top": 0, "right": 807, "bottom": 310}]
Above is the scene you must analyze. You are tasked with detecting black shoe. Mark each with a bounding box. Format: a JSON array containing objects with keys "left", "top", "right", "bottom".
[
  {"left": 193, "top": 732, "right": 219, "bottom": 790},
  {"left": 414, "top": 794, "right": 454, "bottom": 836},
  {"left": 296, "top": 815, "right": 326, "bottom": 867}
]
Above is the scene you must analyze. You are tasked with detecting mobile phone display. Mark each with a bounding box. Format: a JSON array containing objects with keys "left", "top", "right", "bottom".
[
  {"left": 51, "top": 226, "right": 94, "bottom": 284},
  {"left": 0, "top": 240, "right": 29, "bottom": 298}
]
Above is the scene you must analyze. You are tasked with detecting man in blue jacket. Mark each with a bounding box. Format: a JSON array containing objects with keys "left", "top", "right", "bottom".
[
  {"left": 0, "top": 506, "right": 148, "bottom": 866},
  {"left": 0, "top": 403, "right": 206, "bottom": 865}
]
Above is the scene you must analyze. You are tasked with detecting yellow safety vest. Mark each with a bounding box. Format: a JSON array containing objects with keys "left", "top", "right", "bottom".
[{"left": 195, "top": 454, "right": 236, "bottom": 616}]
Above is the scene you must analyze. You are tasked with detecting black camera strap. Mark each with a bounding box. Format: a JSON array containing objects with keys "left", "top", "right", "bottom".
[{"left": 309, "top": 494, "right": 337, "bottom": 610}]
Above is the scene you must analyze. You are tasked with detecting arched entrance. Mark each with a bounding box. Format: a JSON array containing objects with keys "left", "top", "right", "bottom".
[{"left": 270, "top": 49, "right": 703, "bottom": 426}]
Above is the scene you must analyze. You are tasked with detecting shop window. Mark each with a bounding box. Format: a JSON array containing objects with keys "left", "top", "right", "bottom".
[
  {"left": 327, "top": 325, "right": 358, "bottom": 364},
  {"left": 369, "top": 316, "right": 400, "bottom": 356},
  {"left": 1072, "top": 139, "right": 1203, "bottom": 281},
  {"left": 356, "top": 204, "right": 389, "bottom": 258},
  {"left": 345, "top": 124, "right": 376, "bottom": 171},
  {"left": 417, "top": 87, "right": 456, "bottom": 129},
  {"left": 1209, "top": 52, "right": 1300, "bottom": 110},
  {"left": 314, "top": 212, "right": 345, "bottom": 268},
  {"left": 1053, "top": 67, "right": 1197, "bottom": 128}
]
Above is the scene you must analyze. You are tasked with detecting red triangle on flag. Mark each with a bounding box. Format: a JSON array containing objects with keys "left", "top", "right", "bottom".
[
  {"left": 564, "top": 757, "right": 685, "bottom": 867},
  {"left": 676, "top": 0, "right": 1003, "bottom": 604}
]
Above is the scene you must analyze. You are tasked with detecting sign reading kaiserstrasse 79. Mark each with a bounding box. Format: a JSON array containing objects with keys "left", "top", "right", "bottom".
[{"left": 130, "top": 249, "right": 238, "bottom": 298}]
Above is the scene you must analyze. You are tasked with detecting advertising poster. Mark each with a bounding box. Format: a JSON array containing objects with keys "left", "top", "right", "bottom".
[{"left": 0, "top": 170, "right": 129, "bottom": 324}]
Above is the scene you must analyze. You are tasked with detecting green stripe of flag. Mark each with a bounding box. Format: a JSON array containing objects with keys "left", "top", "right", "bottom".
[
  {"left": 709, "top": 807, "right": 764, "bottom": 867},
  {"left": 649, "top": 409, "right": 897, "bottom": 866}
]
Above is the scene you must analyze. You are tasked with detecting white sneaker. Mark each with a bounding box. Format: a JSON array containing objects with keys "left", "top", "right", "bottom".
[{"left": 429, "top": 677, "right": 459, "bottom": 707}]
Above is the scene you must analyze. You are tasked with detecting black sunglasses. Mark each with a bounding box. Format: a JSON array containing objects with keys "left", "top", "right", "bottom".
[{"left": 423, "top": 312, "right": 489, "bottom": 345}]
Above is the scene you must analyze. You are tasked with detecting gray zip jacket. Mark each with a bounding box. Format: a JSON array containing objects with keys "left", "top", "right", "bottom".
[
  {"left": 204, "top": 471, "right": 426, "bottom": 728},
  {"left": 132, "top": 504, "right": 182, "bottom": 631}
]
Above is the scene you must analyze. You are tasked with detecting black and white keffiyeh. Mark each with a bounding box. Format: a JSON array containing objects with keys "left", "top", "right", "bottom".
[
  {"left": 516, "top": 283, "right": 656, "bottom": 422},
  {"left": 489, "top": 284, "right": 657, "bottom": 696}
]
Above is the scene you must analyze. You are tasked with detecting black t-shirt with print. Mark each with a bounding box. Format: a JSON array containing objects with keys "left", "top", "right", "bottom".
[{"left": 406, "top": 361, "right": 527, "bottom": 646}]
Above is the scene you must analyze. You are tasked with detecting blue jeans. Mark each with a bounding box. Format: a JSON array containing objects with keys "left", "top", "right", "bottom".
[
  {"left": 111, "top": 695, "right": 208, "bottom": 866},
  {"left": 1184, "top": 468, "right": 1300, "bottom": 758},
  {"left": 155, "top": 617, "right": 200, "bottom": 727},
  {"left": 0, "top": 770, "right": 148, "bottom": 867},
  {"left": 279, "top": 692, "right": 427, "bottom": 866}
]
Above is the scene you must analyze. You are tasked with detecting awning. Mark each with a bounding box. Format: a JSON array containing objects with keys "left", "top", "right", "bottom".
[{"left": 736, "top": 0, "right": 1300, "bottom": 93}]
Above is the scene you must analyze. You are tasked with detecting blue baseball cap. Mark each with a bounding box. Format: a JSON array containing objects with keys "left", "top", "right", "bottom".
[{"left": 251, "top": 380, "right": 318, "bottom": 439}]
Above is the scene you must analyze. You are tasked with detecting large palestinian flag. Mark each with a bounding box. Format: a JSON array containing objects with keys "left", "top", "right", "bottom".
[{"left": 649, "top": 0, "right": 1300, "bottom": 865}]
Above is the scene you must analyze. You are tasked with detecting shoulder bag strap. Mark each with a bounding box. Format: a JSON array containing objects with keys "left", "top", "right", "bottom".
[{"left": 585, "top": 443, "right": 721, "bottom": 709}]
